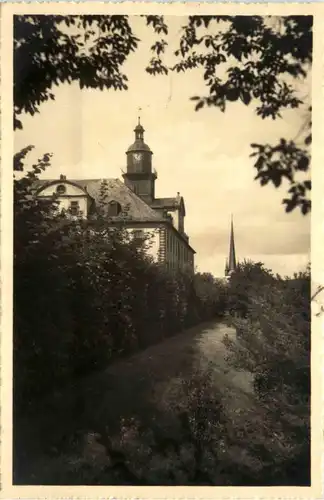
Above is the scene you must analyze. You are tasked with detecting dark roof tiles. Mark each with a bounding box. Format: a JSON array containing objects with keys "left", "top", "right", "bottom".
[
  {"left": 126, "top": 140, "right": 152, "bottom": 153},
  {"left": 35, "top": 178, "right": 163, "bottom": 222},
  {"left": 151, "top": 197, "right": 180, "bottom": 209}
]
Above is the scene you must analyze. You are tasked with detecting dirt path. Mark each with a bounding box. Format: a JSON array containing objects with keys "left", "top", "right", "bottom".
[{"left": 14, "top": 320, "right": 253, "bottom": 484}]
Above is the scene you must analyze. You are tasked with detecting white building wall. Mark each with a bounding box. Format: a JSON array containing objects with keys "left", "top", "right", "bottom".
[
  {"left": 38, "top": 183, "right": 88, "bottom": 216},
  {"left": 38, "top": 183, "right": 162, "bottom": 262},
  {"left": 167, "top": 209, "right": 180, "bottom": 231},
  {"left": 144, "top": 228, "right": 160, "bottom": 260},
  {"left": 127, "top": 227, "right": 160, "bottom": 261}
]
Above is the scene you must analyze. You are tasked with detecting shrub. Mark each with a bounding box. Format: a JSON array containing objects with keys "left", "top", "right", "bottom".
[
  {"left": 226, "top": 260, "right": 275, "bottom": 318},
  {"left": 223, "top": 265, "right": 310, "bottom": 485}
]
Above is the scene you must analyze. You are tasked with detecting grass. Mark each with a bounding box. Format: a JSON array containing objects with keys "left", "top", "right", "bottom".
[{"left": 14, "top": 319, "right": 254, "bottom": 485}]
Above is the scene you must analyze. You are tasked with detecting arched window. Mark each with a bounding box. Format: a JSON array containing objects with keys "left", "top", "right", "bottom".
[{"left": 107, "top": 200, "right": 122, "bottom": 216}]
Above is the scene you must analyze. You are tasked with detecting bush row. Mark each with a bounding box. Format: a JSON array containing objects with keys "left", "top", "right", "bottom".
[
  {"left": 221, "top": 262, "right": 311, "bottom": 485},
  {"left": 14, "top": 166, "right": 227, "bottom": 413}
]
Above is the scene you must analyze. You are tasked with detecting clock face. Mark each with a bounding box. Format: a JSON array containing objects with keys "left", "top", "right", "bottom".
[{"left": 133, "top": 153, "right": 142, "bottom": 162}]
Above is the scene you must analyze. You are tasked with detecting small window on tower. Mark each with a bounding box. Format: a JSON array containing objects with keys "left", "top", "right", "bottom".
[{"left": 107, "top": 200, "right": 122, "bottom": 216}]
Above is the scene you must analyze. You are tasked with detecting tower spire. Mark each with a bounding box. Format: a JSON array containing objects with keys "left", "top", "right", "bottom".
[{"left": 225, "top": 214, "right": 237, "bottom": 276}]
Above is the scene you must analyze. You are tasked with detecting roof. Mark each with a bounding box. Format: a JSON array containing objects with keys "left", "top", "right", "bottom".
[
  {"left": 151, "top": 197, "right": 178, "bottom": 208},
  {"left": 35, "top": 177, "right": 194, "bottom": 251},
  {"left": 127, "top": 120, "right": 152, "bottom": 153},
  {"left": 151, "top": 196, "right": 186, "bottom": 215},
  {"left": 35, "top": 178, "right": 164, "bottom": 223},
  {"left": 127, "top": 140, "right": 152, "bottom": 153}
]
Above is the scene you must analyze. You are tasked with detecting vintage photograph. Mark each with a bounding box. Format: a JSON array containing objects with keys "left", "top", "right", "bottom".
[{"left": 10, "top": 8, "right": 313, "bottom": 489}]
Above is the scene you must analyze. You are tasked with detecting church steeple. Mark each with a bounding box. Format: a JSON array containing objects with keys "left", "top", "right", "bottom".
[
  {"left": 122, "top": 118, "right": 157, "bottom": 203},
  {"left": 225, "top": 215, "right": 237, "bottom": 277}
]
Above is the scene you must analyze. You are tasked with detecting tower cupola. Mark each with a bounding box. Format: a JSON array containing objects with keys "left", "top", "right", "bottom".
[
  {"left": 127, "top": 118, "right": 152, "bottom": 155},
  {"left": 134, "top": 121, "right": 144, "bottom": 141}
]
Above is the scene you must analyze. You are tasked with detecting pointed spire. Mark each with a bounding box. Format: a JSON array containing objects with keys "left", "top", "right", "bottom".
[{"left": 225, "top": 214, "right": 237, "bottom": 276}]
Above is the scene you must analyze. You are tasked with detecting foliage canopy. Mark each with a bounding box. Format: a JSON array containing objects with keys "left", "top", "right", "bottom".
[{"left": 15, "top": 14, "right": 312, "bottom": 213}]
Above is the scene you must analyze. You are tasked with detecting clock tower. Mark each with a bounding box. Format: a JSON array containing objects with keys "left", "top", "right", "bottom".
[{"left": 123, "top": 118, "right": 157, "bottom": 203}]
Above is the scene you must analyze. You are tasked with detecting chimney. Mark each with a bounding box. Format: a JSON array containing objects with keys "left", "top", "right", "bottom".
[{"left": 60, "top": 174, "right": 66, "bottom": 180}]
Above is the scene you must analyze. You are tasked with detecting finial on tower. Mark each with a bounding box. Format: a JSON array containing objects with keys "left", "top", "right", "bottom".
[
  {"left": 134, "top": 108, "right": 144, "bottom": 140},
  {"left": 138, "top": 107, "right": 142, "bottom": 126}
]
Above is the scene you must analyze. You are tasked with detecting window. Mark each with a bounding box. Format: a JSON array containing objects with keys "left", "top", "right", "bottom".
[
  {"left": 70, "top": 200, "right": 79, "bottom": 215},
  {"left": 107, "top": 200, "right": 122, "bottom": 216},
  {"left": 56, "top": 184, "right": 66, "bottom": 195},
  {"left": 133, "top": 229, "right": 145, "bottom": 240}
]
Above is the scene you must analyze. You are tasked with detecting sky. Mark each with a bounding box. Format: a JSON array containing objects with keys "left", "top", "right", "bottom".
[{"left": 15, "top": 15, "right": 311, "bottom": 278}]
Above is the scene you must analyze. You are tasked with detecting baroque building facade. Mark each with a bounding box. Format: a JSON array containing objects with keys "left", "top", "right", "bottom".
[{"left": 35, "top": 120, "right": 195, "bottom": 271}]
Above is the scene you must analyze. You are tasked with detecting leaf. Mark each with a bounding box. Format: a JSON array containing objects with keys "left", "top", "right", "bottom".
[
  {"left": 296, "top": 156, "right": 310, "bottom": 172},
  {"left": 304, "top": 134, "right": 312, "bottom": 146},
  {"left": 226, "top": 87, "right": 240, "bottom": 102},
  {"left": 301, "top": 202, "right": 310, "bottom": 215},
  {"left": 241, "top": 90, "right": 251, "bottom": 105},
  {"left": 272, "top": 174, "right": 282, "bottom": 188},
  {"left": 195, "top": 101, "right": 204, "bottom": 111},
  {"left": 284, "top": 199, "right": 296, "bottom": 213}
]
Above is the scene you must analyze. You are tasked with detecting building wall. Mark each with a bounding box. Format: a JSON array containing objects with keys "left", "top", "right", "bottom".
[
  {"left": 125, "top": 225, "right": 193, "bottom": 270},
  {"left": 37, "top": 183, "right": 193, "bottom": 270},
  {"left": 126, "top": 227, "right": 160, "bottom": 261},
  {"left": 38, "top": 183, "right": 89, "bottom": 216},
  {"left": 164, "top": 226, "right": 194, "bottom": 271},
  {"left": 165, "top": 208, "right": 185, "bottom": 234}
]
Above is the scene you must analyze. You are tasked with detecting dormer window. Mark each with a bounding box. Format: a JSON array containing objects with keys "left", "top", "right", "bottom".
[
  {"left": 56, "top": 184, "right": 66, "bottom": 195},
  {"left": 107, "top": 200, "right": 122, "bottom": 216}
]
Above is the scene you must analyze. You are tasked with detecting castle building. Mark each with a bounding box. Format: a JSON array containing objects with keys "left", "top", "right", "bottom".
[
  {"left": 35, "top": 120, "right": 195, "bottom": 271},
  {"left": 225, "top": 215, "right": 237, "bottom": 277}
]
